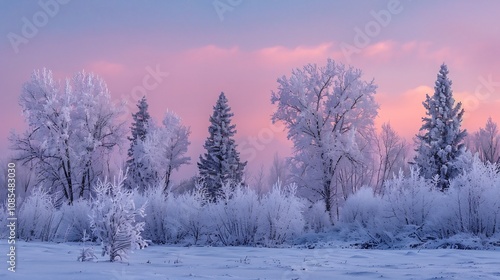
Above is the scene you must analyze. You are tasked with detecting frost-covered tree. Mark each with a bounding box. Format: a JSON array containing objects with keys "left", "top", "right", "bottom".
[
  {"left": 125, "top": 96, "right": 156, "bottom": 190},
  {"left": 90, "top": 172, "right": 148, "bottom": 262},
  {"left": 11, "top": 69, "right": 125, "bottom": 205},
  {"left": 142, "top": 111, "right": 191, "bottom": 193},
  {"left": 468, "top": 117, "right": 500, "bottom": 164},
  {"left": 268, "top": 153, "right": 291, "bottom": 187},
  {"left": 374, "top": 122, "right": 409, "bottom": 194},
  {"left": 271, "top": 59, "right": 378, "bottom": 222},
  {"left": 72, "top": 71, "right": 125, "bottom": 199},
  {"left": 198, "top": 92, "right": 247, "bottom": 202},
  {"left": 414, "top": 64, "right": 467, "bottom": 191},
  {"left": 336, "top": 131, "right": 376, "bottom": 201}
]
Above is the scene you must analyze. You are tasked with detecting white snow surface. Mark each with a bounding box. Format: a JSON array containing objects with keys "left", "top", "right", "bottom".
[{"left": 1, "top": 242, "right": 500, "bottom": 279}]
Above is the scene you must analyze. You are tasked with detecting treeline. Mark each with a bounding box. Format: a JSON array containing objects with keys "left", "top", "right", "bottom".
[{"left": 1, "top": 60, "right": 500, "bottom": 258}]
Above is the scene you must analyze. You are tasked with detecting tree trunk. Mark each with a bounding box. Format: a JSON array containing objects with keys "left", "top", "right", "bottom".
[{"left": 62, "top": 144, "right": 73, "bottom": 205}]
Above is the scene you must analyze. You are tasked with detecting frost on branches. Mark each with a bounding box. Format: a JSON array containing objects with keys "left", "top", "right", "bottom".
[
  {"left": 468, "top": 117, "right": 500, "bottom": 165},
  {"left": 271, "top": 59, "right": 378, "bottom": 222},
  {"left": 142, "top": 111, "right": 191, "bottom": 193},
  {"left": 198, "top": 92, "right": 247, "bottom": 202},
  {"left": 90, "top": 172, "right": 148, "bottom": 262},
  {"left": 414, "top": 64, "right": 467, "bottom": 191},
  {"left": 125, "top": 96, "right": 156, "bottom": 191},
  {"left": 11, "top": 68, "right": 125, "bottom": 205},
  {"left": 126, "top": 98, "right": 191, "bottom": 193}
]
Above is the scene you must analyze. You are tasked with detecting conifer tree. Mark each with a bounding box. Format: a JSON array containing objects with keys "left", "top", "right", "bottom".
[
  {"left": 414, "top": 64, "right": 467, "bottom": 191},
  {"left": 198, "top": 92, "right": 247, "bottom": 202},
  {"left": 125, "top": 96, "right": 156, "bottom": 190}
]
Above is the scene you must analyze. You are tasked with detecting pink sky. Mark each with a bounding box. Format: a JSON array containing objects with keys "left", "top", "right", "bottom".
[{"left": 1, "top": 1, "right": 500, "bottom": 181}]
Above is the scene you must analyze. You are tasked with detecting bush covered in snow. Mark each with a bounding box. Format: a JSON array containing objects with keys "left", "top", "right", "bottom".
[
  {"left": 303, "top": 201, "right": 332, "bottom": 233},
  {"left": 258, "top": 183, "right": 304, "bottom": 246},
  {"left": 340, "top": 187, "right": 395, "bottom": 247},
  {"left": 338, "top": 158, "right": 500, "bottom": 248},
  {"left": 90, "top": 173, "right": 148, "bottom": 262},
  {"left": 137, "top": 187, "right": 168, "bottom": 244},
  {"left": 138, "top": 184, "right": 207, "bottom": 245},
  {"left": 9, "top": 156, "right": 500, "bottom": 249},
  {"left": 203, "top": 182, "right": 305, "bottom": 246},
  {"left": 57, "top": 199, "right": 94, "bottom": 242},
  {"left": 170, "top": 187, "right": 207, "bottom": 245},
  {"left": 207, "top": 184, "right": 261, "bottom": 246},
  {"left": 138, "top": 181, "right": 304, "bottom": 246},
  {"left": 383, "top": 168, "right": 436, "bottom": 229},
  {"left": 18, "top": 187, "right": 59, "bottom": 241},
  {"left": 431, "top": 156, "right": 500, "bottom": 238}
]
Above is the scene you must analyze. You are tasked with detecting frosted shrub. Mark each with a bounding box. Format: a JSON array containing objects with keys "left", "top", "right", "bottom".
[
  {"left": 174, "top": 188, "right": 207, "bottom": 245},
  {"left": 259, "top": 183, "right": 304, "bottom": 245},
  {"left": 303, "top": 201, "right": 331, "bottom": 233},
  {"left": 77, "top": 230, "right": 97, "bottom": 262},
  {"left": 433, "top": 156, "right": 500, "bottom": 238},
  {"left": 341, "top": 187, "right": 381, "bottom": 227},
  {"left": 383, "top": 168, "right": 436, "bottom": 228},
  {"left": 208, "top": 185, "right": 260, "bottom": 246},
  {"left": 340, "top": 187, "right": 394, "bottom": 246},
  {"left": 57, "top": 199, "right": 93, "bottom": 242},
  {"left": 90, "top": 173, "right": 148, "bottom": 262},
  {"left": 140, "top": 185, "right": 207, "bottom": 245},
  {"left": 141, "top": 187, "right": 169, "bottom": 244},
  {"left": 162, "top": 193, "right": 190, "bottom": 243},
  {"left": 18, "top": 187, "right": 58, "bottom": 241},
  {"left": 144, "top": 188, "right": 204, "bottom": 244}
]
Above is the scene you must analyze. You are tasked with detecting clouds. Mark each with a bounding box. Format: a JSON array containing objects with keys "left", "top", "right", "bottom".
[{"left": 86, "top": 61, "right": 125, "bottom": 77}]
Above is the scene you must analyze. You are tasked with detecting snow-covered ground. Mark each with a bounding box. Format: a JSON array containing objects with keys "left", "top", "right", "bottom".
[{"left": 1, "top": 242, "right": 500, "bottom": 279}]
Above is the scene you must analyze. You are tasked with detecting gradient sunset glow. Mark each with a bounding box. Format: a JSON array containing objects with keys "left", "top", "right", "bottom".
[{"left": 1, "top": 0, "right": 500, "bottom": 181}]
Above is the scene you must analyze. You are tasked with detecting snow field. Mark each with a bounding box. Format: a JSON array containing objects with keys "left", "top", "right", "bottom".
[{"left": 1, "top": 241, "right": 500, "bottom": 279}]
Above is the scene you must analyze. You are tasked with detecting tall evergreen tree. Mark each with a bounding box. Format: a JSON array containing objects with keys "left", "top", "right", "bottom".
[
  {"left": 125, "top": 96, "right": 156, "bottom": 190},
  {"left": 198, "top": 92, "right": 247, "bottom": 202},
  {"left": 414, "top": 64, "right": 467, "bottom": 191},
  {"left": 128, "top": 96, "right": 151, "bottom": 156}
]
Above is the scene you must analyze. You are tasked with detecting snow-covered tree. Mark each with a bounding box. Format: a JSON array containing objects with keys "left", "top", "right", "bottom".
[
  {"left": 414, "top": 64, "right": 467, "bottom": 191},
  {"left": 197, "top": 92, "right": 247, "bottom": 202},
  {"left": 125, "top": 96, "right": 156, "bottom": 190},
  {"left": 90, "top": 172, "right": 148, "bottom": 262},
  {"left": 142, "top": 111, "right": 191, "bottom": 193},
  {"left": 336, "top": 131, "right": 376, "bottom": 202},
  {"left": 11, "top": 69, "right": 125, "bottom": 205},
  {"left": 72, "top": 71, "right": 126, "bottom": 199},
  {"left": 468, "top": 117, "right": 500, "bottom": 164},
  {"left": 247, "top": 165, "right": 267, "bottom": 196},
  {"left": 268, "top": 153, "right": 292, "bottom": 187},
  {"left": 271, "top": 59, "right": 378, "bottom": 222},
  {"left": 373, "top": 122, "right": 409, "bottom": 194}
]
